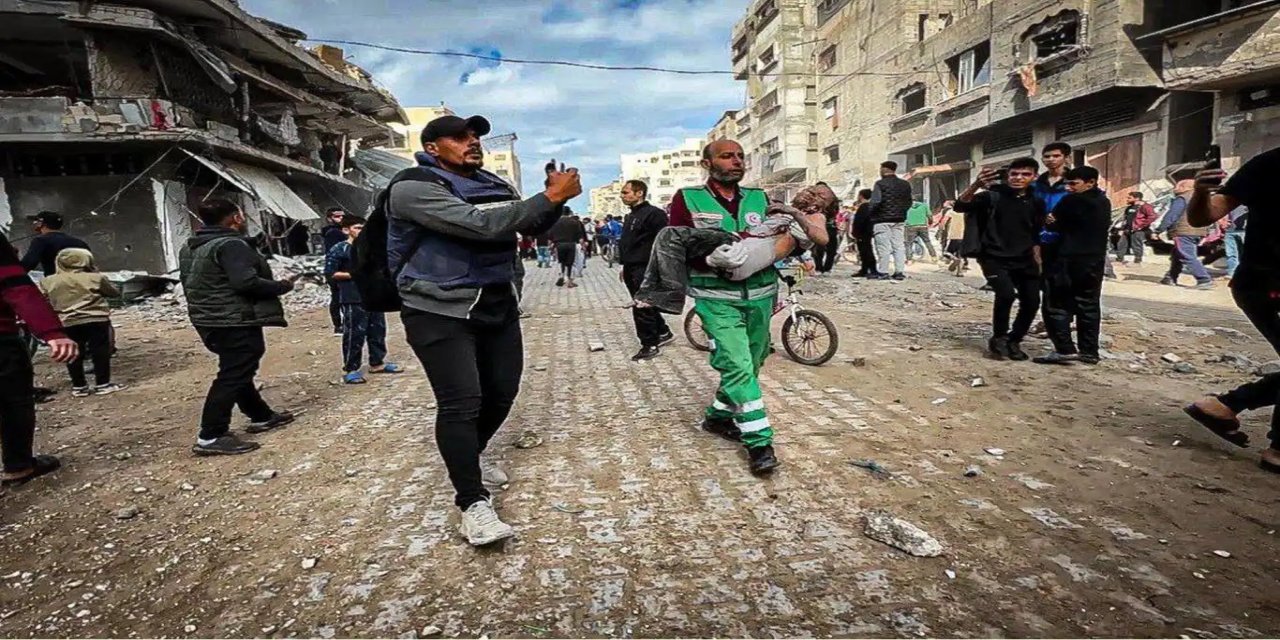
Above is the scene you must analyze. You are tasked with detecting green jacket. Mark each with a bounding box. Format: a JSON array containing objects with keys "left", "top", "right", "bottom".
[
  {"left": 682, "top": 186, "right": 778, "bottom": 302},
  {"left": 906, "top": 201, "right": 930, "bottom": 227},
  {"left": 178, "top": 228, "right": 290, "bottom": 328}
]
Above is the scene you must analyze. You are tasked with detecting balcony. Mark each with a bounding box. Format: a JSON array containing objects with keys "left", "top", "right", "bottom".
[{"left": 1139, "top": 1, "right": 1280, "bottom": 90}]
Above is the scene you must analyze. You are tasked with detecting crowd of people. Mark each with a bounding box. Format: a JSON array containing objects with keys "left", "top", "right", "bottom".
[{"left": 1, "top": 111, "right": 1277, "bottom": 551}]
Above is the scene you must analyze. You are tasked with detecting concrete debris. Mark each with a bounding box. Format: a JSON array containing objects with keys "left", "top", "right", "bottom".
[
  {"left": 179, "top": 482, "right": 195, "bottom": 492},
  {"left": 984, "top": 448, "right": 1006, "bottom": 457},
  {"left": 1161, "top": 353, "right": 1183, "bottom": 364},
  {"left": 588, "top": 342, "right": 606, "bottom": 352},
  {"left": 421, "top": 626, "right": 442, "bottom": 637},
  {"left": 514, "top": 431, "right": 544, "bottom": 449},
  {"left": 1255, "top": 361, "right": 1280, "bottom": 377},
  {"left": 1172, "top": 363, "right": 1197, "bottom": 374},
  {"left": 1212, "top": 326, "right": 1250, "bottom": 341},
  {"left": 963, "top": 466, "right": 982, "bottom": 478},
  {"left": 847, "top": 357, "right": 867, "bottom": 367},
  {"left": 1212, "top": 550, "right": 1232, "bottom": 558},
  {"left": 862, "top": 510, "right": 944, "bottom": 557},
  {"left": 945, "top": 569, "right": 957, "bottom": 579},
  {"left": 849, "top": 459, "right": 891, "bottom": 479},
  {"left": 970, "top": 377, "right": 987, "bottom": 388},
  {"left": 249, "top": 469, "right": 280, "bottom": 483},
  {"left": 113, "top": 452, "right": 132, "bottom": 461},
  {"left": 1209, "top": 353, "right": 1254, "bottom": 369},
  {"left": 931, "top": 398, "right": 948, "bottom": 405},
  {"left": 301, "top": 557, "right": 318, "bottom": 569},
  {"left": 114, "top": 506, "right": 139, "bottom": 520},
  {"left": 117, "top": 255, "right": 330, "bottom": 324}
]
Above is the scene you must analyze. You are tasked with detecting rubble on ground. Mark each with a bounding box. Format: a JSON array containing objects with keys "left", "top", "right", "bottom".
[
  {"left": 862, "top": 511, "right": 944, "bottom": 557},
  {"left": 115, "top": 255, "right": 330, "bottom": 324}
]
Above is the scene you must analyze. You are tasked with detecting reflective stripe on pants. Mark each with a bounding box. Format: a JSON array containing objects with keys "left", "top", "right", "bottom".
[{"left": 696, "top": 295, "right": 775, "bottom": 448}]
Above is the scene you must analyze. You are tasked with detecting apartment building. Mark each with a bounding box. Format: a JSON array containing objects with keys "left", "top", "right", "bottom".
[
  {"left": 485, "top": 133, "right": 523, "bottom": 195},
  {"left": 730, "top": 0, "right": 818, "bottom": 192},
  {"left": 390, "top": 105, "right": 455, "bottom": 161},
  {"left": 619, "top": 138, "right": 706, "bottom": 207},
  {"left": 590, "top": 181, "right": 627, "bottom": 220},
  {"left": 706, "top": 110, "right": 741, "bottom": 145}
]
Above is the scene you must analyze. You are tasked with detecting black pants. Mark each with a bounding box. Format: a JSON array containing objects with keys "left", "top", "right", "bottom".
[
  {"left": 1218, "top": 286, "right": 1280, "bottom": 448},
  {"left": 195, "top": 326, "right": 274, "bottom": 441},
  {"left": 813, "top": 236, "right": 840, "bottom": 273},
  {"left": 979, "top": 257, "right": 1042, "bottom": 343},
  {"left": 556, "top": 243, "right": 577, "bottom": 278},
  {"left": 402, "top": 308, "right": 523, "bottom": 509},
  {"left": 0, "top": 336, "right": 36, "bottom": 473},
  {"left": 622, "top": 263, "right": 671, "bottom": 347},
  {"left": 856, "top": 237, "right": 877, "bottom": 275},
  {"left": 327, "top": 282, "right": 342, "bottom": 332},
  {"left": 64, "top": 321, "right": 112, "bottom": 387},
  {"left": 1043, "top": 257, "right": 1105, "bottom": 356}
]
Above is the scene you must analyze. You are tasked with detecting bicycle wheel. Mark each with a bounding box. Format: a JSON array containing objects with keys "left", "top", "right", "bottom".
[
  {"left": 684, "top": 309, "right": 711, "bottom": 352},
  {"left": 781, "top": 309, "right": 839, "bottom": 366}
]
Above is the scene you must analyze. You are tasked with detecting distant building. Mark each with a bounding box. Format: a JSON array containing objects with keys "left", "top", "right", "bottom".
[
  {"left": 590, "top": 181, "right": 626, "bottom": 220},
  {"left": 706, "top": 110, "right": 741, "bottom": 145},
  {"left": 620, "top": 138, "right": 706, "bottom": 208},
  {"left": 391, "top": 105, "right": 456, "bottom": 161},
  {"left": 484, "top": 133, "right": 522, "bottom": 195}
]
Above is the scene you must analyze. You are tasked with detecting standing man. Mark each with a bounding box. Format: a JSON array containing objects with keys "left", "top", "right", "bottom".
[
  {"left": 550, "top": 209, "right": 586, "bottom": 288},
  {"left": 388, "top": 114, "right": 579, "bottom": 545},
  {"left": 1181, "top": 151, "right": 1280, "bottom": 471},
  {"left": 1157, "top": 180, "right": 1213, "bottom": 289},
  {"left": 667, "top": 139, "right": 829, "bottom": 475},
  {"left": 582, "top": 217, "right": 597, "bottom": 258},
  {"left": 20, "top": 212, "right": 90, "bottom": 275},
  {"left": 868, "top": 161, "right": 912, "bottom": 280},
  {"left": 0, "top": 232, "right": 77, "bottom": 487},
  {"left": 618, "top": 180, "right": 673, "bottom": 361},
  {"left": 1034, "top": 167, "right": 1111, "bottom": 365},
  {"left": 811, "top": 197, "right": 841, "bottom": 274},
  {"left": 324, "top": 216, "right": 402, "bottom": 384},
  {"left": 321, "top": 207, "right": 347, "bottom": 335},
  {"left": 179, "top": 199, "right": 296, "bottom": 457},
  {"left": 954, "top": 158, "right": 1046, "bottom": 361},
  {"left": 1114, "top": 192, "right": 1157, "bottom": 264},
  {"left": 851, "top": 189, "right": 878, "bottom": 278}
]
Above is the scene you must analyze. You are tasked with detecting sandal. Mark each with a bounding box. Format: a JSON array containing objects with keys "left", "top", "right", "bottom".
[
  {"left": 1183, "top": 404, "right": 1250, "bottom": 448},
  {"left": 1, "top": 454, "right": 62, "bottom": 487},
  {"left": 370, "top": 363, "right": 403, "bottom": 374},
  {"left": 343, "top": 372, "right": 367, "bottom": 385}
]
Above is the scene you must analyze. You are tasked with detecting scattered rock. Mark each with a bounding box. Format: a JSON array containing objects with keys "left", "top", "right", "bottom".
[
  {"left": 1213, "top": 326, "right": 1250, "bottom": 341},
  {"left": 970, "top": 377, "right": 987, "bottom": 388},
  {"left": 533, "top": 365, "right": 547, "bottom": 372},
  {"left": 931, "top": 398, "right": 948, "bottom": 405},
  {"left": 1161, "top": 353, "right": 1183, "bottom": 364},
  {"left": 179, "top": 482, "right": 195, "bottom": 492},
  {"left": 344, "top": 469, "right": 360, "bottom": 478},
  {"left": 964, "top": 465, "right": 982, "bottom": 478},
  {"left": 114, "top": 506, "right": 139, "bottom": 520},
  {"left": 847, "top": 357, "right": 867, "bottom": 367},
  {"left": 945, "top": 569, "right": 957, "bottom": 580},
  {"left": 514, "top": 431, "right": 543, "bottom": 449},
  {"left": 1256, "top": 360, "right": 1280, "bottom": 376},
  {"left": 908, "top": 345, "right": 924, "bottom": 352},
  {"left": 301, "top": 557, "right": 318, "bottom": 569},
  {"left": 132, "top": 486, "right": 148, "bottom": 494},
  {"left": 984, "top": 447, "right": 1006, "bottom": 457},
  {"left": 1210, "top": 353, "right": 1254, "bottom": 369},
  {"left": 421, "top": 626, "right": 442, "bottom": 637},
  {"left": 1213, "top": 550, "right": 1232, "bottom": 558},
  {"left": 587, "top": 342, "right": 605, "bottom": 352},
  {"left": 1173, "top": 362, "right": 1197, "bottom": 374},
  {"left": 862, "top": 510, "right": 944, "bottom": 557},
  {"left": 184, "top": 624, "right": 197, "bottom": 633},
  {"left": 249, "top": 469, "right": 280, "bottom": 482},
  {"left": 113, "top": 452, "right": 132, "bottom": 461},
  {"left": 849, "top": 459, "right": 891, "bottom": 479}
]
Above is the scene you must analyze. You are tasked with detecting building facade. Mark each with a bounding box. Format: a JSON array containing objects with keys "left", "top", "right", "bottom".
[
  {"left": 0, "top": 0, "right": 406, "bottom": 272},
  {"left": 619, "top": 138, "right": 706, "bottom": 208},
  {"left": 730, "top": 0, "right": 818, "bottom": 193},
  {"left": 390, "top": 105, "right": 455, "bottom": 161},
  {"left": 483, "top": 133, "right": 523, "bottom": 195},
  {"left": 589, "top": 180, "right": 627, "bottom": 220}
]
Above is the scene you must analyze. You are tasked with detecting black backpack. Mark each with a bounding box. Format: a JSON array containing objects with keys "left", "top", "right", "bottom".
[{"left": 352, "top": 167, "right": 433, "bottom": 312}]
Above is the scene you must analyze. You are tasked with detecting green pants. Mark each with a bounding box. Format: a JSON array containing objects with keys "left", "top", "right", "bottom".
[{"left": 695, "top": 296, "right": 774, "bottom": 448}]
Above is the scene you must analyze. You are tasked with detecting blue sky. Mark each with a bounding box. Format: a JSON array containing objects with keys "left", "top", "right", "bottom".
[{"left": 240, "top": 0, "right": 750, "bottom": 210}]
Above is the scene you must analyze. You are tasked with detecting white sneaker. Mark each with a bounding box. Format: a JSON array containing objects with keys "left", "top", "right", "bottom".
[
  {"left": 94, "top": 383, "right": 126, "bottom": 396},
  {"left": 71, "top": 386, "right": 93, "bottom": 398},
  {"left": 480, "top": 458, "right": 509, "bottom": 488},
  {"left": 459, "top": 499, "right": 515, "bottom": 546}
]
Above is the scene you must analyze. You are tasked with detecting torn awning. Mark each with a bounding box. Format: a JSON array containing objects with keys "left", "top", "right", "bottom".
[
  {"left": 907, "top": 161, "right": 973, "bottom": 178},
  {"left": 179, "top": 150, "right": 319, "bottom": 221}
]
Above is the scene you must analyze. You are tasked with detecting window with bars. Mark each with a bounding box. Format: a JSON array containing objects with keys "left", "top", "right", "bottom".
[
  {"left": 757, "top": 46, "right": 776, "bottom": 72},
  {"left": 981, "top": 127, "right": 1033, "bottom": 155},
  {"left": 1055, "top": 101, "right": 1140, "bottom": 138},
  {"left": 1021, "top": 10, "right": 1083, "bottom": 62}
]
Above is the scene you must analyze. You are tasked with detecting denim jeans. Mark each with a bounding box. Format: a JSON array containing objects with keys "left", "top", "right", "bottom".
[
  {"left": 873, "top": 222, "right": 906, "bottom": 275},
  {"left": 1225, "top": 229, "right": 1246, "bottom": 278},
  {"left": 1166, "top": 235, "right": 1212, "bottom": 285},
  {"left": 341, "top": 304, "right": 388, "bottom": 373}
]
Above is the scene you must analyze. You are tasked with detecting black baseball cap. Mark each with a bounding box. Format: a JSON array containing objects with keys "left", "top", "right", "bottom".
[
  {"left": 27, "top": 211, "right": 63, "bottom": 228},
  {"left": 421, "top": 115, "right": 491, "bottom": 146}
]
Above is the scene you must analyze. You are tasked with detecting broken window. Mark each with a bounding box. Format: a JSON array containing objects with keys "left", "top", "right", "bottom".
[
  {"left": 917, "top": 13, "right": 954, "bottom": 42},
  {"left": 819, "top": 44, "right": 838, "bottom": 72},
  {"left": 822, "top": 96, "right": 839, "bottom": 129},
  {"left": 0, "top": 21, "right": 92, "bottom": 98},
  {"left": 762, "top": 137, "right": 780, "bottom": 155},
  {"left": 824, "top": 145, "right": 840, "bottom": 164},
  {"left": 755, "top": 89, "right": 779, "bottom": 116},
  {"left": 1022, "top": 10, "right": 1083, "bottom": 62},
  {"left": 898, "top": 84, "right": 926, "bottom": 115},
  {"left": 733, "top": 36, "right": 750, "bottom": 63},
  {"left": 757, "top": 46, "right": 776, "bottom": 73},
  {"left": 755, "top": 0, "right": 779, "bottom": 29},
  {"left": 946, "top": 41, "right": 991, "bottom": 96}
]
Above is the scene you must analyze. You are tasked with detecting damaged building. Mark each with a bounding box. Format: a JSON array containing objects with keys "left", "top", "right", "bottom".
[{"left": 0, "top": 0, "right": 409, "bottom": 274}]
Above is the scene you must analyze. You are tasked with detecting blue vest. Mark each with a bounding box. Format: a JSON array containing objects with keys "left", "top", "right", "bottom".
[{"left": 387, "top": 154, "right": 520, "bottom": 290}]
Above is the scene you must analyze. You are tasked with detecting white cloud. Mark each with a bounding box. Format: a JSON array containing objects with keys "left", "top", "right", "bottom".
[{"left": 240, "top": 0, "right": 751, "bottom": 210}]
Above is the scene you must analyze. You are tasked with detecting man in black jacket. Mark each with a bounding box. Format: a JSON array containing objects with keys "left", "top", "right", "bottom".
[
  {"left": 1034, "top": 166, "right": 1111, "bottom": 365},
  {"left": 868, "top": 161, "right": 912, "bottom": 280},
  {"left": 20, "top": 212, "right": 90, "bottom": 275},
  {"left": 851, "top": 189, "right": 877, "bottom": 277},
  {"left": 321, "top": 207, "right": 347, "bottom": 334},
  {"left": 179, "top": 199, "right": 296, "bottom": 457},
  {"left": 617, "top": 179, "right": 673, "bottom": 360}
]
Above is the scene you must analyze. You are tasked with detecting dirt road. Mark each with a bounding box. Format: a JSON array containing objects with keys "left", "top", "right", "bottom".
[{"left": 0, "top": 259, "right": 1277, "bottom": 638}]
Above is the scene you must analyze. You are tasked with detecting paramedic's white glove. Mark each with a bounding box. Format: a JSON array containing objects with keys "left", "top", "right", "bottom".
[{"left": 707, "top": 242, "right": 749, "bottom": 271}]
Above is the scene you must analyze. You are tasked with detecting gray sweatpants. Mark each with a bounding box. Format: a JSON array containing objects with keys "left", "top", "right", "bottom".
[{"left": 873, "top": 222, "right": 907, "bottom": 275}]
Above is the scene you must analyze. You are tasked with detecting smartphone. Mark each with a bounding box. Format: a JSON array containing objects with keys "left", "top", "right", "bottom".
[
  {"left": 1202, "top": 144, "right": 1223, "bottom": 187},
  {"left": 994, "top": 167, "right": 1009, "bottom": 184}
]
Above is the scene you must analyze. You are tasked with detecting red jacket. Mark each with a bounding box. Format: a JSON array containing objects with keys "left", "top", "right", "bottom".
[
  {"left": 0, "top": 233, "right": 66, "bottom": 341},
  {"left": 1133, "top": 202, "right": 1158, "bottom": 231}
]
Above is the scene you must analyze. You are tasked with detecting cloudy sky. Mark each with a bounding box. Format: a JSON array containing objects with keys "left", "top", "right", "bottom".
[{"left": 240, "top": 0, "right": 750, "bottom": 210}]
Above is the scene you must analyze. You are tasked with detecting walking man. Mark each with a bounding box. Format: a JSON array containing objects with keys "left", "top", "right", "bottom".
[
  {"left": 1157, "top": 180, "right": 1214, "bottom": 289},
  {"left": 20, "top": 212, "right": 90, "bottom": 275},
  {"left": 617, "top": 180, "right": 673, "bottom": 361},
  {"left": 1114, "top": 192, "right": 1157, "bottom": 264},
  {"left": 667, "top": 139, "right": 830, "bottom": 475},
  {"left": 324, "top": 216, "right": 402, "bottom": 384},
  {"left": 904, "top": 199, "right": 936, "bottom": 263},
  {"left": 0, "top": 232, "right": 77, "bottom": 487},
  {"left": 811, "top": 200, "right": 842, "bottom": 274},
  {"left": 180, "top": 199, "right": 296, "bottom": 457},
  {"left": 954, "top": 158, "right": 1046, "bottom": 361},
  {"left": 549, "top": 209, "right": 586, "bottom": 288},
  {"left": 321, "top": 207, "right": 347, "bottom": 334},
  {"left": 388, "top": 114, "right": 579, "bottom": 545},
  {"left": 851, "top": 189, "right": 878, "bottom": 277},
  {"left": 1181, "top": 150, "right": 1280, "bottom": 471},
  {"left": 1034, "top": 167, "right": 1111, "bottom": 365},
  {"left": 868, "top": 161, "right": 912, "bottom": 280}
]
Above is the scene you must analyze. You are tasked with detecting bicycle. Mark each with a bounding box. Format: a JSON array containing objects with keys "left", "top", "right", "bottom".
[
  {"left": 603, "top": 237, "right": 620, "bottom": 268},
  {"left": 683, "top": 267, "right": 840, "bottom": 366}
]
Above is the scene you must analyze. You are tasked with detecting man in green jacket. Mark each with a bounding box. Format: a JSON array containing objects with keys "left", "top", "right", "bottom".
[
  {"left": 905, "top": 200, "right": 937, "bottom": 264},
  {"left": 179, "top": 199, "right": 297, "bottom": 456}
]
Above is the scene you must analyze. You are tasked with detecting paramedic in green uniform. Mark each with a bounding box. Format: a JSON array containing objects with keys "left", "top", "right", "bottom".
[{"left": 667, "top": 139, "right": 831, "bottom": 474}]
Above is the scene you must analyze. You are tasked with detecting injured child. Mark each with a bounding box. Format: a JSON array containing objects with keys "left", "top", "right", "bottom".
[{"left": 634, "top": 201, "right": 822, "bottom": 314}]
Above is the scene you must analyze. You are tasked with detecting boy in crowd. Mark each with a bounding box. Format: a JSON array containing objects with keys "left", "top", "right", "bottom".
[
  {"left": 324, "top": 215, "right": 403, "bottom": 384},
  {"left": 37, "top": 248, "right": 125, "bottom": 396},
  {"left": 1033, "top": 167, "right": 1112, "bottom": 365},
  {"left": 954, "top": 158, "right": 1046, "bottom": 361}
]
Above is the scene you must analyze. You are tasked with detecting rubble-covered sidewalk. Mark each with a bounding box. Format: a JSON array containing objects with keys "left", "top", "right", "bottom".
[{"left": 0, "top": 260, "right": 1277, "bottom": 638}]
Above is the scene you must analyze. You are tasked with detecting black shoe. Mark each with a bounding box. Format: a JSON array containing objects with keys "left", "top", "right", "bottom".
[
  {"left": 1033, "top": 351, "right": 1078, "bottom": 365},
  {"left": 702, "top": 416, "right": 741, "bottom": 443},
  {"left": 891, "top": 273, "right": 906, "bottom": 281},
  {"left": 192, "top": 435, "right": 261, "bottom": 457},
  {"left": 988, "top": 337, "right": 1009, "bottom": 360},
  {"left": 1160, "top": 277, "right": 1175, "bottom": 286},
  {"left": 748, "top": 445, "right": 780, "bottom": 475},
  {"left": 556, "top": 277, "right": 565, "bottom": 287},
  {"left": 1007, "top": 341, "right": 1029, "bottom": 361},
  {"left": 1078, "top": 353, "right": 1101, "bottom": 365},
  {"left": 656, "top": 331, "right": 676, "bottom": 347},
  {"left": 246, "top": 411, "right": 295, "bottom": 435},
  {"left": 869, "top": 273, "right": 890, "bottom": 281},
  {"left": 632, "top": 346, "right": 660, "bottom": 361}
]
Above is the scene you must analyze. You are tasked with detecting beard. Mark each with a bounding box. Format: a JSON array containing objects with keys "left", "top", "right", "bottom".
[{"left": 710, "top": 168, "right": 743, "bottom": 184}]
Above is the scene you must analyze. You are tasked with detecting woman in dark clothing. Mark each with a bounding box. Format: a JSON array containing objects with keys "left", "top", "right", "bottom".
[{"left": 548, "top": 211, "right": 586, "bottom": 288}]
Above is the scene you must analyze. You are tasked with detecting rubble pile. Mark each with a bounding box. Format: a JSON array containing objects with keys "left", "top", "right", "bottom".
[{"left": 116, "top": 255, "right": 331, "bottom": 324}]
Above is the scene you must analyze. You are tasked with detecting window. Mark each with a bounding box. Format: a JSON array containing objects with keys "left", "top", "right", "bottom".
[
  {"left": 917, "top": 13, "right": 953, "bottom": 41},
  {"left": 824, "top": 145, "right": 840, "bottom": 164},
  {"left": 818, "top": 44, "right": 837, "bottom": 72},
  {"left": 805, "top": 84, "right": 817, "bottom": 103},
  {"left": 817, "top": 0, "right": 852, "bottom": 26},
  {"left": 755, "top": 0, "right": 779, "bottom": 30},
  {"left": 659, "top": 179, "right": 672, "bottom": 187},
  {"left": 762, "top": 137, "right": 780, "bottom": 155},
  {"left": 822, "top": 96, "right": 839, "bottom": 129},
  {"left": 899, "top": 85, "right": 926, "bottom": 114},
  {"left": 809, "top": 132, "right": 818, "bottom": 150},
  {"left": 946, "top": 42, "right": 991, "bottom": 96},
  {"left": 755, "top": 89, "right": 780, "bottom": 115},
  {"left": 757, "top": 46, "right": 776, "bottom": 73},
  {"left": 733, "top": 36, "right": 749, "bottom": 63},
  {"left": 1021, "top": 10, "right": 1082, "bottom": 62}
]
